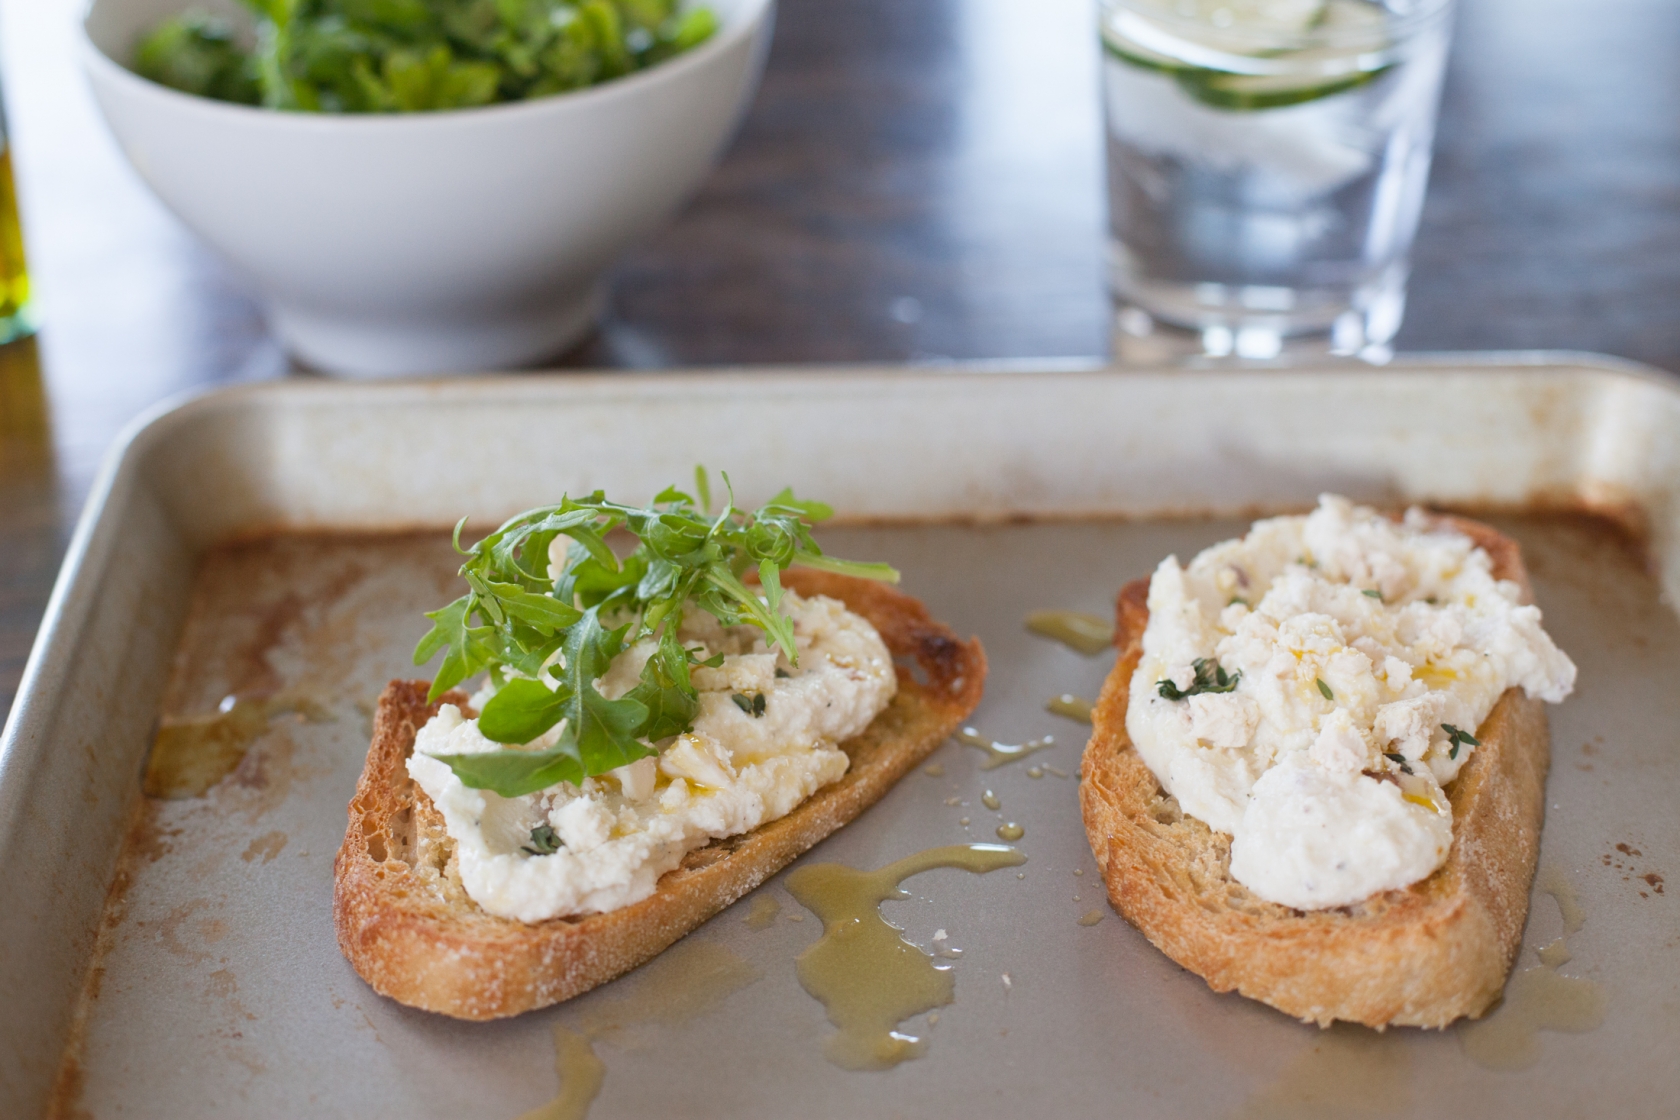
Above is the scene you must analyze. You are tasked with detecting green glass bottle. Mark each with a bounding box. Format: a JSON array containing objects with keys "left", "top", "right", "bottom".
[{"left": 0, "top": 81, "right": 34, "bottom": 344}]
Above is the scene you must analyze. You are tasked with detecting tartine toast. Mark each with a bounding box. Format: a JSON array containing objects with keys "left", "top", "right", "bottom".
[
  {"left": 1079, "top": 517, "right": 1550, "bottom": 1028},
  {"left": 334, "top": 570, "right": 985, "bottom": 1020}
]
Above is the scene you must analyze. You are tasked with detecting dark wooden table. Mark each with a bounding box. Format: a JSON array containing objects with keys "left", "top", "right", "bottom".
[{"left": 2, "top": 0, "right": 1677, "bottom": 725}]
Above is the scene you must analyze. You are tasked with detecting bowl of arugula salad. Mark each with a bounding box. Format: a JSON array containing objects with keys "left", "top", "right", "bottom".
[{"left": 79, "top": 0, "right": 773, "bottom": 377}]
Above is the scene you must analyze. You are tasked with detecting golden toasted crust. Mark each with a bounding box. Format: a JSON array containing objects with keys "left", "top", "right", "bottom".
[
  {"left": 1078, "top": 516, "right": 1550, "bottom": 1028},
  {"left": 333, "top": 571, "right": 985, "bottom": 1020}
]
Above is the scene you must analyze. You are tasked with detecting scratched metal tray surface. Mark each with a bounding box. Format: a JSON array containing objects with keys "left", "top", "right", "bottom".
[{"left": 4, "top": 356, "right": 1679, "bottom": 1119}]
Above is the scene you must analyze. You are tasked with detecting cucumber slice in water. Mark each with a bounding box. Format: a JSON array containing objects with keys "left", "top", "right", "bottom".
[
  {"left": 1103, "top": 0, "right": 1391, "bottom": 111},
  {"left": 1174, "top": 65, "right": 1390, "bottom": 109},
  {"left": 1140, "top": 0, "right": 1329, "bottom": 36}
]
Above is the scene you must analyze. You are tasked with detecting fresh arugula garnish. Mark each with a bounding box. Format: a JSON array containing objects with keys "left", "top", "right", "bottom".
[
  {"left": 522, "top": 824, "right": 562, "bottom": 856},
  {"left": 1442, "top": 723, "right": 1480, "bottom": 760},
  {"left": 1156, "top": 658, "right": 1241, "bottom": 701},
  {"left": 1383, "top": 752, "right": 1414, "bottom": 776},
  {"left": 418, "top": 471, "right": 895, "bottom": 796},
  {"left": 134, "top": 0, "right": 718, "bottom": 112}
]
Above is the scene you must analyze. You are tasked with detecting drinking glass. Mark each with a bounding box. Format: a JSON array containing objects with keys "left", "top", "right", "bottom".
[{"left": 1100, "top": 0, "right": 1453, "bottom": 362}]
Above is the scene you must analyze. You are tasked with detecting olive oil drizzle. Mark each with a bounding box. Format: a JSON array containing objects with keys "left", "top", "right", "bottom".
[
  {"left": 526, "top": 940, "right": 760, "bottom": 1118},
  {"left": 955, "top": 727, "right": 1056, "bottom": 770},
  {"left": 143, "top": 692, "right": 330, "bottom": 799},
  {"left": 1046, "top": 693, "right": 1095, "bottom": 723},
  {"left": 517, "top": 1028, "right": 606, "bottom": 1120},
  {"left": 785, "top": 844, "right": 1026, "bottom": 1070},
  {"left": 744, "top": 894, "right": 781, "bottom": 930},
  {"left": 1459, "top": 868, "right": 1606, "bottom": 1070},
  {"left": 1025, "top": 610, "right": 1115, "bottom": 656}
]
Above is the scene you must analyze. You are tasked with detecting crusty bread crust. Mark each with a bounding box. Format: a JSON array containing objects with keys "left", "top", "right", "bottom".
[
  {"left": 1078, "top": 517, "right": 1550, "bottom": 1028},
  {"left": 333, "top": 570, "right": 985, "bottom": 1020}
]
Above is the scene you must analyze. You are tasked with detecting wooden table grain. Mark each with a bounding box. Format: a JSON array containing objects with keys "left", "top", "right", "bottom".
[{"left": 1, "top": 0, "right": 1678, "bottom": 723}]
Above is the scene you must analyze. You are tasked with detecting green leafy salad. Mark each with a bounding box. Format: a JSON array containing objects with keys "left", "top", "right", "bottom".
[
  {"left": 134, "top": 0, "right": 718, "bottom": 113},
  {"left": 413, "top": 471, "right": 898, "bottom": 798}
]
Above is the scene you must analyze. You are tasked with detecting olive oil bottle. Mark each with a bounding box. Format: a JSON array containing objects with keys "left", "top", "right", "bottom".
[{"left": 0, "top": 85, "right": 34, "bottom": 344}]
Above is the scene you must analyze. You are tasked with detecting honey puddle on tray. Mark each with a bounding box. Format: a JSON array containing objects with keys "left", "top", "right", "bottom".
[
  {"left": 955, "top": 727, "right": 1056, "bottom": 770},
  {"left": 1458, "top": 866, "right": 1606, "bottom": 1071},
  {"left": 143, "top": 692, "right": 330, "bottom": 799},
  {"left": 519, "top": 940, "right": 761, "bottom": 1120},
  {"left": 1025, "top": 610, "right": 1114, "bottom": 655},
  {"left": 785, "top": 844, "right": 1026, "bottom": 1071}
]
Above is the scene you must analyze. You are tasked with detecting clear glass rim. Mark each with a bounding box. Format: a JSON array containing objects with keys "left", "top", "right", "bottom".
[{"left": 1100, "top": 0, "right": 1455, "bottom": 53}]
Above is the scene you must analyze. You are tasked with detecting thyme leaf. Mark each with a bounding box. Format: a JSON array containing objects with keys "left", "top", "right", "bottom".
[
  {"left": 1157, "top": 658, "right": 1241, "bottom": 701},
  {"left": 1383, "top": 752, "right": 1414, "bottom": 775},
  {"left": 1317, "top": 678, "right": 1334, "bottom": 701},
  {"left": 522, "top": 824, "right": 562, "bottom": 856},
  {"left": 1442, "top": 723, "right": 1480, "bottom": 760}
]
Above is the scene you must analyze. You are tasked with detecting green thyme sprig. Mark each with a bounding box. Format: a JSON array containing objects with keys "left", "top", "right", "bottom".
[
  {"left": 522, "top": 824, "right": 562, "bottom": 855},
  {"left": 1156, "top": 658, "right": 1241, "bottom": 701},
  {"left": 1442, "top": 723, "right": 1480, "bottom": 760},
  {"left": 414, "top": 469, "right": 897, "bottom": 798}
]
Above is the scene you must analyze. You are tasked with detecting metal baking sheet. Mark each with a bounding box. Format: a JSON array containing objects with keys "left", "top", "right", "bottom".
[{"left": 4, "top": 356, "right": 1678, "bottom": 1118}]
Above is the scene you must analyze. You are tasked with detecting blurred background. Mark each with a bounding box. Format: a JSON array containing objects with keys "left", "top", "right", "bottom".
[{"left": 1, "top": 0, "right": 1678, "bottom": 723}]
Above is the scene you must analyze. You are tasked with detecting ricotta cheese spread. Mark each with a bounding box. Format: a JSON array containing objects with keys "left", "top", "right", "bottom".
[
  {"left": 1127, "top": 496, "right": 1576, "bottom": 911},
  {"left": 407, "top": 590, "right": 897, "bottom": 923}
]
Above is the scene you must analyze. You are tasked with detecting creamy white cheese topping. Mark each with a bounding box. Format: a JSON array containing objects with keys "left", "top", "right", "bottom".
[
  {"left": 1128, "top": 496, "right": 1576, "bottom": 910},
  {"left": 407, "top": 590, "right": 896, "bottom": 923}
]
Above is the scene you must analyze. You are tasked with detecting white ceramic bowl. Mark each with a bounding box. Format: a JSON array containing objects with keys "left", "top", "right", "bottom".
[{"left": 80, "top": 0, "right": 773, "bottom": 377}]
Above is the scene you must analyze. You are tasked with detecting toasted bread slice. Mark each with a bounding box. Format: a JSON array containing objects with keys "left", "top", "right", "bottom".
[
  {"left": 1079, "top": 517, "right": 1550, "bottom": 1028},
  {"left": 334, "top": 570, "right": 985, "bottom": 1020}
]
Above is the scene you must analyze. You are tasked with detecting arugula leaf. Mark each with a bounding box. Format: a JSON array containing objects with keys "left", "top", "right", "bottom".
[
  {"left": 131, "top": 0, "right": 720, "bottom": 113},
  {"left": 477, "top": 677, "right": 568, "bottom": 744},
  {"left": 135, "top": 12, "right": 261, "bottom": 104},
  {"left": 790, "top": 550, "right": 901, "bottom": 584},
  {"left": 625, "top": 627, "right": 701, "bottom": 742},
  {"left": 413, "top": 470, "right": 897, "bottom": 793},
  {"left": 415, "top": 595, "right": 497, "bottom": 699},
  {"left": 433, "top": 740, "right": 585, "bottom": 798}
]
